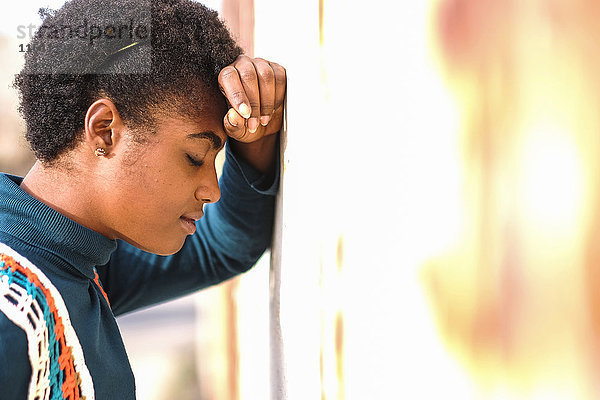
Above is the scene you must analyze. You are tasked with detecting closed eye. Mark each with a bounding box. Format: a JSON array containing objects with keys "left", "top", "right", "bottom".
[{"left": 186, "top": 154, "right": 204, "bottom": 167}]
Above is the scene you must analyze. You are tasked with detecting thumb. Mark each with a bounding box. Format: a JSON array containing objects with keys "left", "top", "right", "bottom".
[{"left": 224, "top": 107, "right": 247, "bottom": 141}]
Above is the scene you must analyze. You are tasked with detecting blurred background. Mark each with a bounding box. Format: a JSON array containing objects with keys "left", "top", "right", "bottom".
[{"left": 4, "top": 0, "right": 600, "bottom": 399}]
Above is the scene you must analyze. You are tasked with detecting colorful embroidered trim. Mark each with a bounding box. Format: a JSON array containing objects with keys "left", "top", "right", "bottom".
[{"left": 0, "top": 243, "right": 95, "bottom": 400}]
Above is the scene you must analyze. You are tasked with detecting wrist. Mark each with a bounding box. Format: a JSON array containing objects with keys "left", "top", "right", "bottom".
[{"left": 228, "top": 133, "right": 279, "bottom": 176}]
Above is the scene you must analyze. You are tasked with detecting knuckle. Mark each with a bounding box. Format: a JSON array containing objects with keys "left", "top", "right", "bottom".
[
  {"left": 276, "top": 64, "right": 287, "bottom": 75},
  {"left": 261, "top": 103, "right": 275, "bottom": 113},
  {"left": 219, "top": 66, "right": 237, "bottom": 81},
  {"left": 239, "top": 68, "right": 257, "bottom": 83},
  {"left": 231, "top": 91, "right": 247, "bottom": 104},
  {"left": 257, "top": 66, "right": 274, "bottom": 82},
  {"left": 224, "top": 119, "right": 235, "bottom": 131},
  {"left": 236, "top": 128, "right": 251, "bottom": 142},
  {"left": 273, "top": 66, "right": 287, "bottom": 82},
  {"left": 276, "top": 76, "right": 286, "bottom": 87}
]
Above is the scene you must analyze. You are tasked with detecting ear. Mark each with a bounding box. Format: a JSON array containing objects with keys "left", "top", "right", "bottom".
[{"left": 84, "top": 98, "right": 125, "bottom": 157}]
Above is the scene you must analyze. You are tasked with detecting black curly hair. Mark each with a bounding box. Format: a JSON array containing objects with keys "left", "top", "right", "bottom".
[{"left": 14, "top": 0, "right": 242, "bottom": 164}]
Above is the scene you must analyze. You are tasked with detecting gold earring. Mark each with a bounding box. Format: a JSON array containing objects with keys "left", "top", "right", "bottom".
[{"left": 95, "top": 147, "right": 106, "bottom": 157}]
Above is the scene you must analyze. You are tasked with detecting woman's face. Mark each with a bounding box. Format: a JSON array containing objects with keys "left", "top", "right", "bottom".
[{"left": 99, "top": 106, "right": 227, "bottom": 255}]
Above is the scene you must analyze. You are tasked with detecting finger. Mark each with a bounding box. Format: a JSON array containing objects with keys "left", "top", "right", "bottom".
[
  {"left": 234, "top": 58, "right": 261, "bottom": 134},
  {"left": 218, "top": 65, "right": 252, "bottom": 120},
  {"left": 264, "top": 104, "right": 284, "bottom": 136},
  {"left": 270, "top": 62, "right": 287, "bottom": 112},
  {"left": 223, "top": 107, "right": 250, "bottom": 142},
  {"left": 253, "top": 58, "right": 276, "bottom": 127}
]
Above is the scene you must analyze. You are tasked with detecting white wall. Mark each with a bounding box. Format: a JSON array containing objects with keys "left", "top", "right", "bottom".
[{"left": 247, "top": 0, "right": 473, "bottom": 399}]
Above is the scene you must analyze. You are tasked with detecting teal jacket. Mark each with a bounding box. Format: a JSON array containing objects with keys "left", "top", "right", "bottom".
[{"left": 0, "top": 143, "right": 278, "bottom": 399}]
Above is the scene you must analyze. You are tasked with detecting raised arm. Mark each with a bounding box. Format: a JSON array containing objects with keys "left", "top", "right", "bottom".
[
  {"left": 98, "top": 141, "right": 279, "bottom": 316},
  {"left": 97, "top": 56, "right": 286, "bottom": 316}
]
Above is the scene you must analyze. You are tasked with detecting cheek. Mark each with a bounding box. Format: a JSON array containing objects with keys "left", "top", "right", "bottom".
[
  {"left": 108, "top": 145, "right": 203, "bottom": 244},
  {"left": 113, "top": 164, "right": 184, "bottom": 222}
]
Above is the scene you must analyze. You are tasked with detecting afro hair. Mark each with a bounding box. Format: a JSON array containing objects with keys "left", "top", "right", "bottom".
[{"left": 14, "top": 0, "right": 243, "bottom": 163}]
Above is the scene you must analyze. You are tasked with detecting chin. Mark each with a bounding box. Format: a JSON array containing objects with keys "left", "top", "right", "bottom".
[
  {"left": 126, "top": 235, "right": 187, "bottom": 256},
  {"left": 148, "top": 240, "right": 186, "bottom": 256}
]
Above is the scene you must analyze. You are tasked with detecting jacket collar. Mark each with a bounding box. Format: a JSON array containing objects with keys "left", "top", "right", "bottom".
[{"left": 0, "top": 173, "right": 117, "bottom": 279}]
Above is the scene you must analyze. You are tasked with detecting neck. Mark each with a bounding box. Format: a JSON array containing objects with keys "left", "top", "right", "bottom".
[{"left": 20, "top": 161, "right": 114, "bottom": 239}]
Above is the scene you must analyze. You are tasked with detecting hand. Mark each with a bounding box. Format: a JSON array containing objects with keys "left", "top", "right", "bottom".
[{"left": 218, "top": 55, "right": 286, "bottom": 143}]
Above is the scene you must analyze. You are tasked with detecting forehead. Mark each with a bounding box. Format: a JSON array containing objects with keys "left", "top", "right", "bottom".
[{"left": 152, "top": 107, "right": 227, "bottom": 148}]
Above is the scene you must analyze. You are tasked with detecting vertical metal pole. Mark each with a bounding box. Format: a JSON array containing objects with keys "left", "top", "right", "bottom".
[{"left": 270, "top": 107, "right": 287, "bottom": 400}]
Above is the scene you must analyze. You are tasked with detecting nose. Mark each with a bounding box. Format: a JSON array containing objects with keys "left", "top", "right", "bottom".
[{"left": 195, "top": 169, "right": 221, "bottom": 204}]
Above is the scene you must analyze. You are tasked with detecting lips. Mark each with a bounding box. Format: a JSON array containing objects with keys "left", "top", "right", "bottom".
[
  {"left": 181, "top": 211, "right": 204, "bottom": 222},
  {"left": 180, "top": 211, "right": 203, "bottom": 235}
]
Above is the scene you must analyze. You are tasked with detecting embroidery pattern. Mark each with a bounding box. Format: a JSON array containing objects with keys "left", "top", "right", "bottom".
[
  {"left": 93, "top": 268, "right": 110, "bottom": 307},
  {"left": 0, "top": 243, "right": 95, "bottom": 400}
]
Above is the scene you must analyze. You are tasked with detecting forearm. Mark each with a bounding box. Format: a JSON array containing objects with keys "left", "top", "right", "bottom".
[{"left": 228, "top": 132, "right": 279, "bottom": 176}]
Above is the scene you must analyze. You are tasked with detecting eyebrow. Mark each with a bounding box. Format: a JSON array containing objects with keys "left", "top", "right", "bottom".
[{"left": 186, "top": 131, "right": 223, "bottom": 150}]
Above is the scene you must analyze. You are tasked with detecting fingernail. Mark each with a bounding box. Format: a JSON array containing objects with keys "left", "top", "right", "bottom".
[
  {"left": 227, "top": 109, "right": 238, "bottom": 126},
  {"left": 260, "top": 115, "right": 271, "bottom": 126},
  {"left": 248, "top": 117, "right": 259, "bottom": 133},
  {"left": 239, "top": 103, "right": 251, "bottom": 119}
]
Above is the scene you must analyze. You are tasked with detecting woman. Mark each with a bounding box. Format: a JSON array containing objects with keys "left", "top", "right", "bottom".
[{"left": 0, "top": 0, "right": 285, "bottom": 398}]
